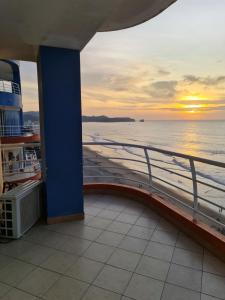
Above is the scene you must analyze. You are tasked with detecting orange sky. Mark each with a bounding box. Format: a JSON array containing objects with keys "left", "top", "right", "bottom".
[{"left": 20, "top": 0, "right": 225, "bottom": 120}]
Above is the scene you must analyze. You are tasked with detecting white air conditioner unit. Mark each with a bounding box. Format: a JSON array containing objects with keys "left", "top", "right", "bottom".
[{"left": 0, "top": 180, "right": 42, "bottom": 239}]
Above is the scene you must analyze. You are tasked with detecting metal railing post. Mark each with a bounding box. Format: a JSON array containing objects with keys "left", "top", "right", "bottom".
[
  {"left": 189, "top": 158, "right": 198, "bottom": 221},
  {"left": 144, "top": 148, "right": 153, "bottom": 187}
]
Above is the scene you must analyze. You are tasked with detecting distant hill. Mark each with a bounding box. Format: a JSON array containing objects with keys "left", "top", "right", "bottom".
[
  {"left": 23, "top": 111, "right": 39, "bottom": 123},
  {"left": 23, "top": 112, "right": 135, "bottom": 123},
  {"left": 82, "top": 115, "right": 135, "bottom": 122}
]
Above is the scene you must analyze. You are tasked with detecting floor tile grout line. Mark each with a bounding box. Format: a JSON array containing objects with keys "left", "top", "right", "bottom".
[
  {"left": 0, "top": 271, "right": 216, "bottom": 300},
  {"left": 118, "top": 222, "right": 156, "bottom": 299},
  {"left": 0, "top": 241, "right": 221, "bottom": 286},
  {"left": 0, "top": 263, "right": 223, "bottom": 296},
  {"left": 94, "top": 199, "right": 159, "bottom": 219},
  {"left": 200, "top": 291, "right": 224, "bottom": 300},
  {"left": 19, "top": 268, "right": 61, "bottom": 299},
  {"left": 43, "top": 224, "right": 104, "bottom": 241},
  {"left": 28, "top": 221, "right": 203, "bottom": 254},
  {"left": 79, "top": 263, "right": 105, "bottom": 300},
  {"left": 44, "top": 202, "right": 174, "bottom": 238},
  {"left": 0, "top": 245, "right": 218, "bottom": 294},
  {"left": 41, "top": 251, "right": 81, "bottom": 276},
  {"left": 0, "top": 242, "right": 81, "bottom": 267},
  {"left": 2, "top": 284, "right": 46, "bottom": 299},
  {"left": 78, "top": 212, "right": 117, "bottom": 260},
  {"left": 0, "top": 282, "right": 13, "bottom": 299},
  {"left": 0, "top": 266, "right": 50, "bottom": 299},
  {"left": 40, "top": 273, "right": 72, "bottom": 299},
  {"left": 0, "top": 259, "right": 37, "bottom": 286},
  {"left": 42, "top": 219, "right": 173, "bottom": 244},
  {"left": 200, "top": 247, "right": 205, "bottom": 298},
  {"left": 1, "top": 225, "right": 222, "bottom": 279},
  {"left": 85, "top": 195, "right": 147, "bottom": 298},
  {"left": 85, "top": 220, "right": 203, "bottom": 252},
  {"left": 80, "top": 198, "right": 159, "bottom": 298},
  {"left": 82, "top": 283, "right": 126, "bottom": 299},
  {"left": 159, "top": 228, "right": 180, "bottom": 300},
  {"left": 0, "top": 250, "right": 217, "bottom": 295},
  {"left": 79, "top": 253, "right": 116, "bottom": 300}
]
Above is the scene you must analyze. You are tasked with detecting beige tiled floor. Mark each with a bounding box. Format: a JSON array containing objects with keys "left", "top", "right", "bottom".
[{"left": 0, "top": 193, "right": 225, "bottom": 299}]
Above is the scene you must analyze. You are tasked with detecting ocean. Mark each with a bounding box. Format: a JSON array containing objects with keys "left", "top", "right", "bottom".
[{"left": 83, "top": 120, "right": 225, "bottom": 212}]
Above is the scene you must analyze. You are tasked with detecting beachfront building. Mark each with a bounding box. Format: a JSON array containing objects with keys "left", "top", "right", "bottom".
[
  {"left": 0, "top": 60, "right": 40, "bottom": 193},
  {"left": 0, "top": 1, "right": 225, "bottom": 299},
  {"left": 0, "top": 60, "right": 23, "bottom": 136},
  {"left": 0, "top": 60, "right": 23, "bottom": 193}
]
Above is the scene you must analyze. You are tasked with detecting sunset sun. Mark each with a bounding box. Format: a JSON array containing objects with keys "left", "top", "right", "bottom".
[
  {"left": 181, "top": 95, "right": 206, "bottom": 101},
  {"left": 184, "top": 104, "right": 203, "bottom": 109}
]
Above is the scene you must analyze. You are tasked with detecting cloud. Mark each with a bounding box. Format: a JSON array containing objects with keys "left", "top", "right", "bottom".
[
  {"left": 138, "top": 105, "right": 225, "bottom": 112},
  {"left": 157, "top": 68, "right": 171, "bottom": 76},
  {"left": 177, "top": 99, "right": 225, "bottom": 105},
  {"left": 100, "top": 74, "right": 136, "bottom": 92},
  {"left": 184, "top": 75, "right": 225, "bottom": 86},
  {"left": 147, "top": 80, "right": 178, "bottom": 99}
]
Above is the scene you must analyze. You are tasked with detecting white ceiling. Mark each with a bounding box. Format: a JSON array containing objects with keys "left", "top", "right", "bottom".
[{"left": 0, "top": 0, "right": 176, "bottom": 61}]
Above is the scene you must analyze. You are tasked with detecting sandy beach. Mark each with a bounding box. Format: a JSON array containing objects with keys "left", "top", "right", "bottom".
[
  {"left": 83, "top": 147, "right": 149, "bottom": 187},
  {"left": 83, "top": 147, "right": 194, "bottom": 202}
]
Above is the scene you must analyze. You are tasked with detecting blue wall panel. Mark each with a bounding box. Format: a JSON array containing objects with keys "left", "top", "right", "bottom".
[
  {"left": 37, "top": 46, "right": 83, "bottom": 219},
  {"left": 0, "top": 91, "right": 22, "bottom": 108}
]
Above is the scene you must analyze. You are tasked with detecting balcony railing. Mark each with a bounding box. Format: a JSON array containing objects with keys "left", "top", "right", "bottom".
[
  {"left": 0, "top": 125, "right": 40, "bottom": 137},
  {"left": 83, "top": 142, "right": 225, "bottom": 231},
  {"left": 0, "top": 80, "right": 21, "bottom": 95},
  {"left": 1, "top": 141, "right": 225, "bottom": 232}
]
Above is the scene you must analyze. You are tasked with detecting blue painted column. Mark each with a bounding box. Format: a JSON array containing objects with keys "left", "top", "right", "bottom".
[{"left": 37, "top": 46, "right": 84, "bottom": 223}]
